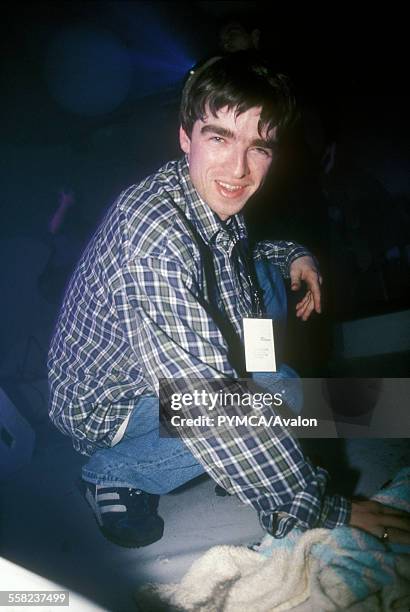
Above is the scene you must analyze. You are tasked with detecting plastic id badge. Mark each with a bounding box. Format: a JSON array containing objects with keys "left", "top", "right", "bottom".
[{"left": 243, "top": 317, "right": 276, "bottom": 372}]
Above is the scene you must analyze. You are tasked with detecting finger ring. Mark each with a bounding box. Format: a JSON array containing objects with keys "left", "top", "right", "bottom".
[{"left": 381, "top": 527, "right": 389, "bottom": 541}]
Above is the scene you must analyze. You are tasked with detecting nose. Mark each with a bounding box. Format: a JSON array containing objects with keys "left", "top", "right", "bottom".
[{"left": 229, "top": 147, "right": 250, "bottom": 179}]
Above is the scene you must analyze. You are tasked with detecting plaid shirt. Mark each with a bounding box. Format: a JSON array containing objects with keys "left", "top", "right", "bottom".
[{"left": 48, "top": 156, "right": 350, "bottom": 536}]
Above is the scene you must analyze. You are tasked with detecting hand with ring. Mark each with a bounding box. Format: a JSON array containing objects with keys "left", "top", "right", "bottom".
[{"left": 350, "top": 500, "right": 410, "bottom": 545}]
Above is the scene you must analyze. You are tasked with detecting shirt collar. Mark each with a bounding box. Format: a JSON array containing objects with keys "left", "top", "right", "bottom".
[{"left": 177, "top": 156, "right": 247, "bottom": 245}]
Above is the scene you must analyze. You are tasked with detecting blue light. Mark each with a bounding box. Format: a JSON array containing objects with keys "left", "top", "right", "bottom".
[
  {"left": 129, "top": 51, "right": 195, "bottom": 94},
  {"left": 45, "top": 26, "right": 133, "bottom": 116},
  {"left": 101, "top": 2, "right": 196, "bottom": 97},
  {"left": 44, "top": 4, "right": 198, "bottom": 114}
]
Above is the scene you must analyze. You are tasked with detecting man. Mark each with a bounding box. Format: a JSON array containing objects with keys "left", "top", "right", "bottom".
[
  {"left": 48, "top": 52, "right": 410, "bottom": 548},
  {"left": 219, "top": 18, "right": 261, "bottom": 54}
]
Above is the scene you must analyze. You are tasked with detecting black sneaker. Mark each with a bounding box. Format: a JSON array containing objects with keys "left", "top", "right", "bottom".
[{"left": 79, "top": 480, "right": 164, "bottom": 548}]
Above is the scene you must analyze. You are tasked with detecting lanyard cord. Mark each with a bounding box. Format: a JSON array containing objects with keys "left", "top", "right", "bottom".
[
  {"left": 232, "top": 238, "right": 264, "bottom": 317},
  {"left": 183, "top": 216, "right": 247, "bottom": 375}
]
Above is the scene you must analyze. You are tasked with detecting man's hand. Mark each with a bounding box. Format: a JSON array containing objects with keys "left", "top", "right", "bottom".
[
  {"left": 289, "top": 256, "right": 322, "bottom": 321},
  {"left": 350, "top": 500, "right": 410, "bottom": 545}
]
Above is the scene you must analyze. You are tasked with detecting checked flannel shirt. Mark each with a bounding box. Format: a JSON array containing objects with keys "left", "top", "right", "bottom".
[{"left": 48, "top": 156, "right": 350, "bottom": 537}]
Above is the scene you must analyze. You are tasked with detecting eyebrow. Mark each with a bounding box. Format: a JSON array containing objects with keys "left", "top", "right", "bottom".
[{"left": 200, "top": 124, "right": 276, "bottom": 149}]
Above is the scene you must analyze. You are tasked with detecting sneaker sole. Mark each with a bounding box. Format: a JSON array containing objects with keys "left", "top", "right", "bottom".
[{"left": 100, "top": 524, "right": 164, "bottom": 548}]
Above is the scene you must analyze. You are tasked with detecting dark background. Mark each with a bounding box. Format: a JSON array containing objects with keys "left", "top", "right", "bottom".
[
  {"left": 0, "top": 4, "right": 409, "bottom": 609},
  {"left": 1, "top": 1, "right": 409, "bottom": 379}
]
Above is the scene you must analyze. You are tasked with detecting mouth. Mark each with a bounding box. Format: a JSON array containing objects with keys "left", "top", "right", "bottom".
[{"left": 215, "top": 180, "right": 248, "bottom": 199}]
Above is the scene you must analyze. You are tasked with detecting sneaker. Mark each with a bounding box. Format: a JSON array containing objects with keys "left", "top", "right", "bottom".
[
  {"left": 79, "top": 480, "right": 164, "bottom": 548},
  {"left": 214, "top": 484, "right": 230, "bottom": 497}
]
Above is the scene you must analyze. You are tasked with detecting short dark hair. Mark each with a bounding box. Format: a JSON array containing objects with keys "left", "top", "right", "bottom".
[{"left": 179, "top": 51, "right": 299, "bottom": 141}]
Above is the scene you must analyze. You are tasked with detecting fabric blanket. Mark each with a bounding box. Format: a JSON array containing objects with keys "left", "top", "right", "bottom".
[{"left": 136, "top": 468, "right": 410, "bottom": 611}]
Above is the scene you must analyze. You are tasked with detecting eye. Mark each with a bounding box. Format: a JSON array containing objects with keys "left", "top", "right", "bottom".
[
  {"left": 252, "top": 147, "right": 272, "bottom": 158},
  {"left": 210, "top": 136, "right": 225, "bottom": 143}
]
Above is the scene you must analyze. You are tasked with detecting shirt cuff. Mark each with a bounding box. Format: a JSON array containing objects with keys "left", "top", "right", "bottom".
[
  {"left": 261, "top": 494, "right": 351, "bottom": 539},
  {"left": 253, "top": 241, "right": 313, "bottom": 278},
  {"left": 319, "top": 494, "right": 351, "bottom": 529},
  {"left": 258, "top": 482, "right": 351, "bottom": 538}
]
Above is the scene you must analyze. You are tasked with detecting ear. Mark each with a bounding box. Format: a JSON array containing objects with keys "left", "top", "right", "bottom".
[{"left": 179, "top": 125, "right": 191, "bottom": 155}]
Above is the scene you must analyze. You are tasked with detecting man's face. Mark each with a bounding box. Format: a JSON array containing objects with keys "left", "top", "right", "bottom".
[
  {"left": 180, "top": 106, "right": 276, "bottom": 221},
  {"left": 219, "top": 22, "right": 256, "bottom": 53}
]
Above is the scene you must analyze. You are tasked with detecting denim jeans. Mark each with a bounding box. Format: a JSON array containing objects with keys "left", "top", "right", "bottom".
[{"left": 82, "top": 261, "right": 301, "bottom": 493}]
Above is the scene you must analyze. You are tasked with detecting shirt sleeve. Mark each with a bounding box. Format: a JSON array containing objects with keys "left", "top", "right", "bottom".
[
  {"left": 117, "top": 251, "right": 349, "bottom": 538},
  {"left": 253, "top": 241, "right": 314, "bottom": 278},
  {"left": 262, "top": 468, "right": 351, "bottom": 537}
]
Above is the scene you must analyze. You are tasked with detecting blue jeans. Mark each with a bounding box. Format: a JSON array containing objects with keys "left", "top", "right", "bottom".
[{"left": 82, "top": 261, "right": 301, "bottom": 493}]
